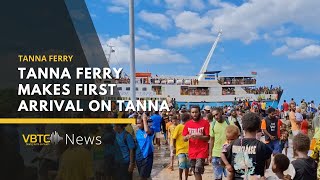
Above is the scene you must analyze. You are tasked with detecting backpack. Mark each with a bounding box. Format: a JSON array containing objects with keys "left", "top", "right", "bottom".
[{"left": 211, "top": 118, "right": 230, "bottom": 134}]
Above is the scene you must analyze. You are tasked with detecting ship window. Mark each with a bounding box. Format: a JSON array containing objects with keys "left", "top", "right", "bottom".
[
  {"left": 126, "top": 87, "right": 130, "bottom": 91},
  {"left": 142, "top": 87, "right": 147, "bottom": 91},
  {"left": 136, "top": 87, "right": 138, "bottom": 91},
  {"left": 117, "top": 87, "right": 122, "bottom": 91}
]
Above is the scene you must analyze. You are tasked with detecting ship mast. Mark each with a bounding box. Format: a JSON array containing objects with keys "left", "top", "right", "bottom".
[{"left": 198, "top": 30, "right": 222, "bottom": 81}]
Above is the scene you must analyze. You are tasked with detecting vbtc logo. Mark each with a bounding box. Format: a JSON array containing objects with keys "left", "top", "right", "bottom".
[
  {"left": 22, "top": 131, "right": 63, "bottom": 146},
  {"left": 22, "top": 134, "right": 51, "bottom": 146},
  {"left": 22, "top": 131, "right": 101, "bottom": 146}
]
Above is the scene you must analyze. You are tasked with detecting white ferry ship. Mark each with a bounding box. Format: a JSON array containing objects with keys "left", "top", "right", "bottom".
[{"left": 108, "top": 31, "right": 283, "bottom": 109}]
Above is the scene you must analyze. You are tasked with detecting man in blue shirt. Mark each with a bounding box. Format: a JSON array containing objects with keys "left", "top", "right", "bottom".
[
  {"left": 150, "top": 111, "right": 162, "bottom": 149},
  {"left": 114, "top": 124, "right": 136, "bottom": 180},
  {"left": 136, "top": 114, "right": 154, "bottom": 180}
]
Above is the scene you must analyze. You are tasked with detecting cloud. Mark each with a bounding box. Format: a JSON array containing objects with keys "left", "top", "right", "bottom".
[
  {"left": 272, "top": 37, "right": 319, "bottom": 59},
  {"left": 285, "top": 37, "right": 316, "bottom": 49},
  {"left": 164, "top": 0, "right": 185, "bottom": 9},
  {"left": 166, "top": 11, "right": 217, "bottom": 47},
  {"left": 138, "top": 10, "right": 172, "bottom": 30},
  {"left": 174, "top": 11, "right": 211, "bottom": 31},
  {"left": 104, "top": 35, "right": 190, "bottom": 64},
  {"left": 208, "top": 0, "right": 320, "bottom": 43},
  {"left": 208, "top": 0, "right": 232, "bottom": 7},
  {"left": 272, "top": 45, "right": 290, "bottom": 56},
  {"left": 164, "top": 0, "right": 205, "bottom": 10},
  {"left": 137, "top": 28, "right": 160, "bottom": 40},
  {"left": 106, "top": 0, "right": 320, "bottom": 46},
  {"left": 166, "top": 32, "right": 215, "bottom": 47},
  {"left": 288, "top": 45, "right": 320, "bottom": 59},
  {"left": 107, "top": 6, "right": 126, "bottom": 13},
  {"left": 190, "top": 0, "right": 205, "bottom": 10},
  {"left": 273, "top": 26, "right": 290, "bottom": 36}
]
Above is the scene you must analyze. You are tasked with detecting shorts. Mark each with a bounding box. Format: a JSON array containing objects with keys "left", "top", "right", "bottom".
[
  {"left": 212, "top": 157, "right": 226, "bottom": 179},
  {"left": 136, "top": 154, "right": 153, "bottom": 178},
  {"left": 155, "top": 132, "right": 161, "bottom": 138},
  {"left": 190, "top": 158, "right": 205, "bottom": 174},
  {"left": 267, "top": 140, "right": 282, "bottom": 154},
  {"left": 178, "top": 154, "right": 190, "bottom": 169},
  {"left": 284, "top": 111, "right": 289, "bottom": 117},
  {"left": 170, "top": 145, "right": 175, "bottom": 157}
]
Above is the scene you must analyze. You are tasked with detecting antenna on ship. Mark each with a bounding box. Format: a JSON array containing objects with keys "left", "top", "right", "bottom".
[{"left": 198, "top": 30, "right": 222, "bottom": 81}]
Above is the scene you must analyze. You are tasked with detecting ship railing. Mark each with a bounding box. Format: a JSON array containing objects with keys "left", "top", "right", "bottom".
[
  {"left": 242, "top": 86, "right": 282, "bottom": 95},
  {"left": 180, "top": 89, "right": 210, "bottom": 96},
  {"left": 115, "top": 78, "right": 201, "bottom": 85},
  {"left": 218, "top": 79, "right": 257, "bottom": 85}
]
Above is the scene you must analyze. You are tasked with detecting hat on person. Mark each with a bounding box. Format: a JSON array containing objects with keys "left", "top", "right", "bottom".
[{"left": 204, "top": 106, "right": 211, "bottom": 111}]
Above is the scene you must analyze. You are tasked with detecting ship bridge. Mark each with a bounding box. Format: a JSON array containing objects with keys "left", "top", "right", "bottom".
[{"left": 202, "top": 71, "right": 221, "bottom": 80}]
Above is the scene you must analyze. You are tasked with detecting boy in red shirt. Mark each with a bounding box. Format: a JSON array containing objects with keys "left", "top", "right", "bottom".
[{"left": 183, "top": 105, "right": 210, "bottom": 180}]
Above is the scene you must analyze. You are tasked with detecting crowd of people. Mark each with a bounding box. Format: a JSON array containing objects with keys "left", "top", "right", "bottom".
[
  {"left": 116, "top": 77, "right": 200, "bottom": 86},
  {"left": 218, "top": 77, "right": 256, "bottom": 85},
  {"left": 180, "top": 87, "right": 209, "bottom": 96},
  {"left": 222, "top": 87, "right": 235, "bottom": 95},
  {"left": 3, "top": 97, "right": 320, "bottom": 180},
  {"left": 244, "top": 87, "right": 282, "bottom": 95},
  {"left": 154, "top": 98, "right": 320, "bottom": 180}
]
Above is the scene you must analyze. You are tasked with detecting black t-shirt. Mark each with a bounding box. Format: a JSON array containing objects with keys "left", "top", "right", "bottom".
[
  {"left": 292, "top": 157, "right": 317, "bottom": 180},
  {"left": 264, "top": 117, "right": 279, "bottom": 141},
  {"left": 226, "top": 138, "right": 272, "bottom": 179}
]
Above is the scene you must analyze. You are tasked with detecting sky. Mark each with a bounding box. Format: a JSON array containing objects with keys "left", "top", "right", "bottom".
[{"left": 85, "top": 0, "right": 320, "bottom": 105}]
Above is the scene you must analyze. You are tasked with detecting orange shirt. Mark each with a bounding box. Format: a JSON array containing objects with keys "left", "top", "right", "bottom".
[
  {"left": 166, "top": 122, "right": 172, "bottom": 131},
  {"left": 289, "top": 111, "right": 299, "bottom": 131}
]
